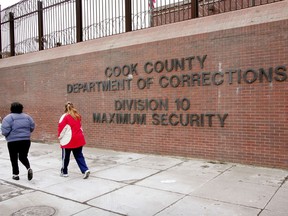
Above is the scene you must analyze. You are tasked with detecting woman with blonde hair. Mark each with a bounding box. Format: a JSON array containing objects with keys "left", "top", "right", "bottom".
[{"left": 58, "top": 102, "right": 90, "bottom": 179}]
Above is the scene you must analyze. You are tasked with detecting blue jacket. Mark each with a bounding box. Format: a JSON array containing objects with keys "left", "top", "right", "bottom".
[{"left": 1, "top": 113, "right": 35, "bottom": 142}]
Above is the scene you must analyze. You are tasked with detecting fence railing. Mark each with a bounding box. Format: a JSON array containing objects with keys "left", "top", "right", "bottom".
[{"left": 0, "top": 0, "right": 282, "bottom": 59}]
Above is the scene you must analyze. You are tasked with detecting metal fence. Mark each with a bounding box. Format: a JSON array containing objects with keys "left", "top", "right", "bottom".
[{"left": 0, "top": 0, "right": 282, "bottom": 58}]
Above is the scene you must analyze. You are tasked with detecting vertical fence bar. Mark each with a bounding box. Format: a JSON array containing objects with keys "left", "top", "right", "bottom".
[
  {"left": 38, "top": 1, "right": 44, "bottom": 50},
  {"left": 125, "top": 0, "right": 132, "bottom": 32},
  {"left": 0, "top": 5, "right": 2, "bottom": 59},
  {"left": 76, "top": 0, "right": 83, "bottom": 42},
  {"left": 191, "top": 0, "right": 199, "bottom": 18},
  {"left": 9, "top": 12, "right": 15, "bottom": 56},
  {"left": 149, "top": 0, "right": 154, "bottom": 27}
]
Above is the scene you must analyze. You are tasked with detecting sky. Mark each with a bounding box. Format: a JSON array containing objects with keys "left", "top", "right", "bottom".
[{"left": 0, "top": 0, "right": 20, "bottom": 10}]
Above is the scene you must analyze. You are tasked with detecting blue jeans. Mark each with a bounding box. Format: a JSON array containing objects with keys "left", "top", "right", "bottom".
[{"left": 61, "top": 146, "right": 89, "bottom": 174}]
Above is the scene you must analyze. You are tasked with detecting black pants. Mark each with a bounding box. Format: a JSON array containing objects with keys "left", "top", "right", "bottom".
[{"left": 7, "top": 140, "right": 31, "bottom": 175}]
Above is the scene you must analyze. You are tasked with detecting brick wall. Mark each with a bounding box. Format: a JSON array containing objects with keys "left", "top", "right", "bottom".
[{"left": 0, "top": 1, "right": 287, "bottom": 169}]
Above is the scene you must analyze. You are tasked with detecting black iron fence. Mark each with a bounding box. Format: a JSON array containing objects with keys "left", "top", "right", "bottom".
[{"left": 0, "top": 0, "right": 281, "bottom": 59}]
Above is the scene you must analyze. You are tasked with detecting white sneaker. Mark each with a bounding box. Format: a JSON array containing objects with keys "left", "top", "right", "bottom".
[
  {"left": 60, "top": 173, "right": 69, "bottom": 177},
  {"left": 83, "top": 170, "right": 90, "bottom": 179}
]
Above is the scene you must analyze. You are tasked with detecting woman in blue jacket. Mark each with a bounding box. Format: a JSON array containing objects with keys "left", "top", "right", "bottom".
[{"left": 1, "top": 102, "right": 35, "bottom": 180}]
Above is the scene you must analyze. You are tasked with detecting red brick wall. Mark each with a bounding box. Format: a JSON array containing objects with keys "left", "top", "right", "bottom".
[{"left": 0, "top": 1, "right": 287, "bottom": 169}]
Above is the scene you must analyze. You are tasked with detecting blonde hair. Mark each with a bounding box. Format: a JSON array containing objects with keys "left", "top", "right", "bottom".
[{"left": 65, "top": 102, "right": 81, "bottom": 120}]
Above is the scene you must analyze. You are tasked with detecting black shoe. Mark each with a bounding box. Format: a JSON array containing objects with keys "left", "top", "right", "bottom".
[
  {"left": 28, "top": 168, "right": 33, "bottom": 181},
  {"left": 12, "top": 175, "right": 20, "bottom": 180}
]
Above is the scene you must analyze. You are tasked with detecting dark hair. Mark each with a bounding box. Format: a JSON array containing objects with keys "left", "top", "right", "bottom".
[{"left": 10, "top": 102, "right": 23, "bottom": 114}]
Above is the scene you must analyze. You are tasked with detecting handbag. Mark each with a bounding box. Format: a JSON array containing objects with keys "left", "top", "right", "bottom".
[{"left": 59, "top": 124, "right": 72, "bottom": 146}]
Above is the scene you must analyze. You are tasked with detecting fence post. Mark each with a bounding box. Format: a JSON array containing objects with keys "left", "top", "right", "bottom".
[
  {"left": 0, "top": 5, "right": 2, "bottom": 59},
  {"left": 38, "top": 1, "right": 44, "bottom": 50},
  {"left": 9, "top": 12, "right": 15, "bottom": 56},
  {"left": 125, "top": 0, "right": 132, "bottom": 32},
  {"left": 191, "top": 0, "right": 199, "bottom": 19},
  {"left": 149, "top": 0, "right": 154, "bottom": 27},
  {"left": 76, "top": 0, "right": 83, "bottom": 42}
]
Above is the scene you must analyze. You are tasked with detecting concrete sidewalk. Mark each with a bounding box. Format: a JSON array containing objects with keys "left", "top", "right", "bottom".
[{"left": 0, "top": 140, "right": 287, "bottom": 216}]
